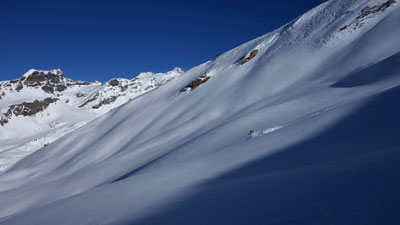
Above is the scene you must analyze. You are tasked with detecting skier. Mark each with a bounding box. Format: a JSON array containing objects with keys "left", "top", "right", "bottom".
[{"left": 248, "top": 130, "right": 254, "bottom": 136}]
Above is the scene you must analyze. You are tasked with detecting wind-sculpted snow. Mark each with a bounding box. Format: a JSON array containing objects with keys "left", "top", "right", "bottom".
[{"left": 0, "top": 0, "right": 399, "bottom": 224}]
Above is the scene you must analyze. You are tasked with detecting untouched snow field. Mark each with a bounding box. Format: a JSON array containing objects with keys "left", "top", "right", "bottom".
[{"left": 0, "top": 0, "right": 399, "bottom": 224}]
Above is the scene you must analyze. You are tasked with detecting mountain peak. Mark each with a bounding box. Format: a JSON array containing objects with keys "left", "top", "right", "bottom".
[
  {"left": 172, "top": 67, "right": 184, "bottom": 74},
  {"left": 22, "top": 68, "right": 63, "bottom": 79},
  {"left": 136, "top": 67, "right": 184, "bottom": 79}
]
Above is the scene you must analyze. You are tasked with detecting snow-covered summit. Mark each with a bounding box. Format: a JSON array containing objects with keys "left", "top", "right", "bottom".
[{"left": 136, "top": 67, "right": 183, "bottom": 79}]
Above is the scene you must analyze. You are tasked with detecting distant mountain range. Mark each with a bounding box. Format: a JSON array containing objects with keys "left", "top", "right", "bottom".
[{"left": 0, "top": 67, "right": 183, "bottom": 171}]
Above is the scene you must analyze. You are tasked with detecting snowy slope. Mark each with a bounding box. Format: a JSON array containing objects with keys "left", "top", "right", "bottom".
[
  {"left": 0, "top": 67, "right": 183, "bottom": 171},
  {"left": 0, "top": 0, "right": 399, "bottom": 224}
]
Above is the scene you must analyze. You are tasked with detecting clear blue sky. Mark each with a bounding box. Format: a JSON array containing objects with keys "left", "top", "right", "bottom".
[{"left": 0, "top": 0, "right": 326, "bottom": 82}]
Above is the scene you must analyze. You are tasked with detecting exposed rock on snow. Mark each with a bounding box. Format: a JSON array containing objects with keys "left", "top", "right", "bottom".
[
  {"left": 0, "top": 98, "right": 58, "bottom": 126},
  {"left": 241, "top": 49, "right": 259, "bottom": 65},
  {"left": 92, "top": 96, "right": 118, "bottom": 109},
  {"left": 182, "top": 72, "right": 211, "bottom": 91},
  {"left": 339, "top": 0, "right": 396, "bottom": 31}
]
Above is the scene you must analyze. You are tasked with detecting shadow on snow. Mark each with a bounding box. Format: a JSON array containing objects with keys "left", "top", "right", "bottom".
[{"left": 125, "top": 85, "right": 400, "bottom": 225}]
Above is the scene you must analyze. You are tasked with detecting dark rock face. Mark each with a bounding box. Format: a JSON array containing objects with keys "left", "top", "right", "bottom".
[
  {"left": 20, "top": 70, "right": 69, "bottom": 94},
  {"left": 41, "top": 85, "right": 54, "bottom": 93},
  {"left": 241, "top": 49, "right": 259, "bottom": 65},
  {"left": 340, "top": 0, "right": 396, "bottom": 31},
  {"left": 108, "top": 79, "right": 120, "bottom": 87},
  {"left": 7, "top": 98, "right": 58, "bottom": 117},
  {"left": 22, "top": 70, "right": 72, "bottom": 94},
  {"left": 357, "top": 0, "right": 396, "bottom": 19},
  {"left": 15, "top": 82, "right": 23, "bottom": 92},
  {"left": 55, "top": 85, "right": 67, "bottom": 92},
  {"left": 107, "top": 79, "right": 130, "bottom": 92},
  {"left": 92, "top": 96, "right": 118, "bottom": 109},
  {"left": 120, "top": 85, "right": 128, "bottom": 92},
  {"left": 24, "top": 71, "right": 63, "bottom": 87},
  {"left": 0, "top": 98, "right": 58, "bottom": 126},
  {"left": 0, "top": 118, "right": 7, "bottom": 126},
  {"left": 183, "top": 73, "right": 211, "bottom": 91}
]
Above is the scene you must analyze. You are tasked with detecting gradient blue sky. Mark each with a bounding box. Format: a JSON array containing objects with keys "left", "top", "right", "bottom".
[{"left": 0, "top": 0, "right": 326, "bottom": 82}]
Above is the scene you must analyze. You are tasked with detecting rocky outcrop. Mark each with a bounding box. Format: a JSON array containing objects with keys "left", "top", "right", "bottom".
[
  {"left": 15, "top": 82, "right": 23, "bottom": 92},
  {"left": 0, "top": 117, "right": 7, "bottom": 126},
  {"left": 23, "top": 70, "right": 70, "bottom": 94},
  {"left": 182, "top": 72, "right": 211, "bottom": 91},
  {"left": 0, "top": 98, "right": 58, "bottom": 126},
  {"left": 108, "top": 79, "right": 120, "bottom": 87},
  {"left": 41, "top": 85, "right": 54, "bottom": 93},
  {"left": 241, "top": 49, "right": 259, "bottom": 65},
  {"left": 340, "top": 0, "right": 396, "bottom": 31},
  {"left": 24, "top": 70, "right": 63, "bottom": 87},
  {"left": 0, "top": 69, "right": 94, "bottom": 97},
  {"left": 92, "top": 96, "right": 118, "bottom": 109}
]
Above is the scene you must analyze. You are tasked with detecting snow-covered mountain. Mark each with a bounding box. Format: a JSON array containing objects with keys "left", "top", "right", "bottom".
[
  {"left": 0, "top": 0, "right": 400, "bottom": 224},
  {"left": 0, "top": 67, "right": 184, "bottom": 171}
]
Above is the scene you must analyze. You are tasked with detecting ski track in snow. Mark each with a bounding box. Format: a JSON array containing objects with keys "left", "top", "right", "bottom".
[
  {"left": 251, "top": 79, "right": 400, "bottom": 139},
  {"left": 250, "top": 103, "right": 341, "bottom": 138}
]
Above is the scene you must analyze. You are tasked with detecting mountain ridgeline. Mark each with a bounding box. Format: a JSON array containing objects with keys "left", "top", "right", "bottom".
[{"left": 0, "top": 67, "right": 183, "bottom": 171}]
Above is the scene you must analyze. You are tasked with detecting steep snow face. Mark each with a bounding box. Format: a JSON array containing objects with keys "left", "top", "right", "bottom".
[
  {"left": 0, "top": 68, "right": 183, "bottom": 171},
  {"left": 0, "top": 0, "right": 400, "bottom": 224}
]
